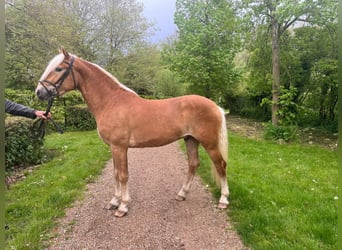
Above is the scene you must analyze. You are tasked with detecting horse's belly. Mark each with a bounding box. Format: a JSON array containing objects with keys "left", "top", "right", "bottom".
[{"left": 129, "top": 126, "right": 183, "bottom": 148}]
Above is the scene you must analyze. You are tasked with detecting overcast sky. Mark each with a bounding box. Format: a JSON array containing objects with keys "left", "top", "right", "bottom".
[{"left": 140, "top": 0, "right": 177, "bottom": 43}]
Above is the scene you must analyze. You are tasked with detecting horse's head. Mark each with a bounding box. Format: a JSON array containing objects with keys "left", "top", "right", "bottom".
[{"left": 36, "top": 47, "right": 77, "bottom": 100}]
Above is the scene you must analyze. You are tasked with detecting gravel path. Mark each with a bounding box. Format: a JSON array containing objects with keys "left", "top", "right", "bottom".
[{"left": 48, "top": 142, "right": 245, "bottom": 250}]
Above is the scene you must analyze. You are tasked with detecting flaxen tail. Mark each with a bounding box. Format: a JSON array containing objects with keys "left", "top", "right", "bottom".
[
  {"left": 210, "top": 107, "right": 228, "bottom": 187},
  {"left": 218, "top": 107, "right": 228, "bottom": 164}
]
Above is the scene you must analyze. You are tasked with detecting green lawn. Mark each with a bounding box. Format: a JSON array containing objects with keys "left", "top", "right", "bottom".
[{"left": 195, "top": 133, "right": 338, "bottom": 249}]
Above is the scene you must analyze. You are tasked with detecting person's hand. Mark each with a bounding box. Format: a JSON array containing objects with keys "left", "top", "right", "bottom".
[{"left": 35, "top": 111, "right": 51, "bottom": 120}]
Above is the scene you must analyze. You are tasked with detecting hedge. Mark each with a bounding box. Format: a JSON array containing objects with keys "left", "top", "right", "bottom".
[
  {"left": 66, "top": 104, "right": 97, "bottom": 131},
  {"left": 5, "top": 88, "right": 86, "bottom": 129},
  {"left": 5, "top": 89, "right": 98, "bottom": 170},
  {"left": 5, "top": 117, "right": 47, "bottom": 171}
]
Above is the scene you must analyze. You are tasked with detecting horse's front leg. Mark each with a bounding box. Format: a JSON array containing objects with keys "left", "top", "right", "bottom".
[
  {"left": 106, "top": 146, "right": 130, "bottom": 217},
  {"left": 104, "top": 159, "right": 121, "bottom": 210}
]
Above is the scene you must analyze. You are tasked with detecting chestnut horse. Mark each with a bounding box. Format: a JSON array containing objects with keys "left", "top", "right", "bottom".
[{"left": 36, "top": 48, "right": 229, "bottom": 217}]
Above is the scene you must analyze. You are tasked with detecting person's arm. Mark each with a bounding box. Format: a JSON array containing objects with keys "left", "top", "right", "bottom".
[{"left": 5, "top": 99, "right": 38, "bottom": 119}]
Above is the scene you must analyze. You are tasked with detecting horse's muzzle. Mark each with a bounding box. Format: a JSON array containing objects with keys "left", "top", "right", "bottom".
[{"left": 36, "top": 86, "right": 56, "bottom": 101}]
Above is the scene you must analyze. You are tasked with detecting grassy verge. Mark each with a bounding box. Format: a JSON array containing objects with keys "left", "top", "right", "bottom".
[
  {"left": 194, "top": 133, "right": 338, "bottom": 249},
  {"left": 5, "top": 131, "right": 111, "bottom": 250}
]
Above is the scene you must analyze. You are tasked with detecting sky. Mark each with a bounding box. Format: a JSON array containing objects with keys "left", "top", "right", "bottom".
[{"left": 140, "top": 0, "right": 177, "bottom": 43}]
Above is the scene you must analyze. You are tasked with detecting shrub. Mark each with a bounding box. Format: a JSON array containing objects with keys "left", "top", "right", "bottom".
[
  {"left": 5, "top": 118, "right": 47, "bottom": 170},
  {"left": 263, "top": 123, "right": 298, "bottom": 142},
  {"left": 66, "top": 104, "right": 96, "bottom": 131}
]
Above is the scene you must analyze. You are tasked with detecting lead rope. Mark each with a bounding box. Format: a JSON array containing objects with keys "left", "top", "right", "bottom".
[{"left": 34, "top": 97, "right": 64, "bottom": 138}]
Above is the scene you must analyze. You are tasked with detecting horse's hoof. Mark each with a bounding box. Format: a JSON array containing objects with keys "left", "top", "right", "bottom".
[
  {"left": 175, "top": 195, "right": 186, "bottom": 201},
  {"left": 114, "top": 210, "right": 127, "bottom": 217},
  {"left": 104, "top": 203, "right": 117, "bottom": 210},
  {"left": 217, "top": 202, "right": 228, "bottom": 209}
]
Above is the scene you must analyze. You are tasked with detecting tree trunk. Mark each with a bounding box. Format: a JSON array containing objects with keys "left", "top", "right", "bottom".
[{"left": 271, "top": 18, "right": 280, "bottom": 126}]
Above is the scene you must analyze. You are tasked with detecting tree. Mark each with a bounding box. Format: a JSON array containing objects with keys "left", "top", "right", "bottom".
[
  {"left": 239, "top": 0, "right": 338, "bottom": 125},
  {"left": 154, "top": 69, "right": 184, "bottom": 98},
  {"left": 90, "top": 0, "right": 154, "bottom": 68},
  {"left": 5, "top": 0, "right": 154, "bottom": 90},
  {"left": 108, "top": 44, "right": 162, "bottom": 95},
  {"left": 164, "top": 0, "right": 239, "bottom": 105},
  {"left": 5, "top": 0, "right": 93, "bottom": 89}
]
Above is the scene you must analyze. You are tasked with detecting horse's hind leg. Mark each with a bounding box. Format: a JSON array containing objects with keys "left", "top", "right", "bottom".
[
  {"left": 176, "top": 136, "right": 200, "bottom": 201},
  {"left": 206, "top": 147, "right": 229, "bottom": 209}
]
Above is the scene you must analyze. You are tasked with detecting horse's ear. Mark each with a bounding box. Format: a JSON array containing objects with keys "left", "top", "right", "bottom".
[{"left": 59, "top": 46, "right": 70, "bottom": 58}]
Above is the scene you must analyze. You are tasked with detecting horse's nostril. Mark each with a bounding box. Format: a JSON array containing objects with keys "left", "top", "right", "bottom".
[{"left": 36, "top": 89, "right": 46, "bottom": 100}]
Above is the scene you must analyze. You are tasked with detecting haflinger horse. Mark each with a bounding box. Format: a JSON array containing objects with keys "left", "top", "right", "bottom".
[{"left": 36, "top": 47, "right": 229, "bottom": 217}]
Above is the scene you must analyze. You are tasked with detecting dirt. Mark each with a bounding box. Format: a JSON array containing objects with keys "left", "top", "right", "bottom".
[
  {"left": 226, "top": 115, "right": 263, "bottom": 140},
  {"left": 47, "top": 143, "right": 246, "bottom": 250},
  {"left": 226, "top": 115, "right": 337, "bottom": 150}
]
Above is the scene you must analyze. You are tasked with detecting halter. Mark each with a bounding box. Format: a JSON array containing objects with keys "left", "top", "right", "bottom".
[
  {"left": 33, "top": 97, "right": 64, "bottom": 138},
  {"left": 35, "top": 56, "right": 77, "bottom": 138},
  {"left": 39, "top": 56, "right": 77, "bottom": 98}
]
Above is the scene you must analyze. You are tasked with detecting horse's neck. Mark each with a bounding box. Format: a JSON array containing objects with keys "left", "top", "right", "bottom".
[{"left": 76, "top": 59, "right": 136, "bottom": 117}]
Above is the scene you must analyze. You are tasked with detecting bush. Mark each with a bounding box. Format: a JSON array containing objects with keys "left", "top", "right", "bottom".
[
  {"left": 263, "top": 123, "right": 298, "bottom": 143},
  {"left": 66, "top": 104, "right": 97, "bottom": 131},
  {"left": 5, "top": 118, "right": 47, "bottom": 170},
  {"left": 5, "top": 88, "right": 87, "bottom": 129}
]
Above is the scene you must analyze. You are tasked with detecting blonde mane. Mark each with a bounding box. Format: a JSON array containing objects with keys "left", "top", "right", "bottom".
[{"left": 89, "top": 61, "right": 137, "bottom": 95}]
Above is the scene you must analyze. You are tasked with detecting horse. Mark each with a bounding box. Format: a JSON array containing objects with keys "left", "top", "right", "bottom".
[{"left": 35, "top": 47, "right": 229, "bottom": 217}]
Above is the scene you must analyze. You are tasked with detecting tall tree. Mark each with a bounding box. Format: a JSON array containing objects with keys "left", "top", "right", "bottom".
[
  {"left": 240, "top": 0, "right": 337, "bottom": 125},
  {"left": 5, "top": 0, "right": 93, "bottom": 89},
  {"left": 164, "top": 0, "right": 239, "bottom": 105},
  {"left": 91, "top": 0, "right": 153, "bottom": 68}
]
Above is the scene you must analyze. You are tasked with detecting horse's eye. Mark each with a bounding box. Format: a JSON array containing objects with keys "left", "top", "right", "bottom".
[{"left": 55, "top": 67, "right": 63, "bottom": 72}]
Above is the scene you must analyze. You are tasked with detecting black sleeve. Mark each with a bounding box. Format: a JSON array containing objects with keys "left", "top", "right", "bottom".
[{"left": 5, "top": 99, "right": 37, "bottom": 119}]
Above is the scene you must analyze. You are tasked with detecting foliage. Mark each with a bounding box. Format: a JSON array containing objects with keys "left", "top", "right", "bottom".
[
  {"left": 263, "top": 123, "right": 298, "bottom": 142},
  {"left": 5, "top": 88, "right": 45, "bottom": 112},
  {"left": 66, "top": 104, "right": 96, "bottom": 131},
  {"left": 163, "top": 0, "right": 240, "bottom": 106},
  {"left": 154, "top": 69, "right": 184, "bottom": 98},
  {"left": 5, "top": 0, "right": 153, "bottom": 90},
  {"left": 5, "top": 0, "right": 94, "bottom": 89},
  {"left": 5, "top": 131, "right": 111, "bottom": 250},
  {"left": 6, "top": 88, "right": 89, "bottom": 131},
  {"left": 5, "top": 118, "right": 46, "bottom": 170},
  {"left": 194, "top": 133, "right": 337, "bottom": 249},
  {"left": 90, "top": 0, "right": 154, "bottom": 67},
  {"left": 261, "top": 86, "right": 299, "bottom": 126},
  {"left": 308, "top": 58, "right": 338, "bottom": 123},
  {"left": 234, "top": 25, "right": 337, "bottom": 130},
  {"left": 107, "top": 44, "right": 162, "bottom": 95},
  {"left": 237, "top": 0, "right": 338, "bottom": 125}
]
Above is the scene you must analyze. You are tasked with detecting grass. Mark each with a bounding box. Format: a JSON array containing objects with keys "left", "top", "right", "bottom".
[
  {"left": 5, "top": 131, "right": 111, "bottom": 250},
  {"left": 194, "top": 133, "right": 338, "bottom": 249}
]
